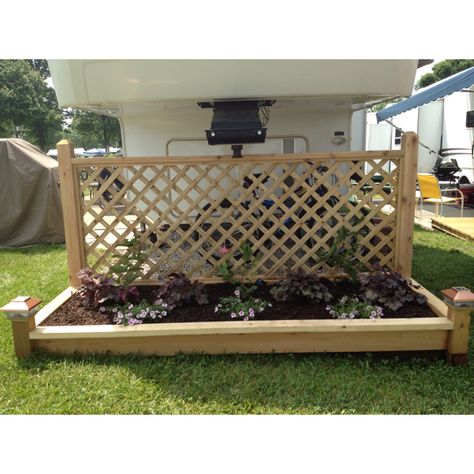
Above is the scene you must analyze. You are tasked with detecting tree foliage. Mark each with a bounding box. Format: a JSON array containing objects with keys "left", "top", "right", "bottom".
[
  {"left": 0, "top": 60, "right": 62, "bottom": 151},
  {"left": 25, "top": 60, "right": 51, "bottom": 81},
  {"left": 64, "top": 109, "right": 122, "bottom": 151},
  {"left": 416, "top": 59, "right": 474, "bottom": 89},
  {"left": 0, "top": 59, "right": 122, "bottom": 153}
]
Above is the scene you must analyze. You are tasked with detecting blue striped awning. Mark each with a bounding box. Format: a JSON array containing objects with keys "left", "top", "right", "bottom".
[{"left": 376, "top": 67, "right": 474, "bottom": 123}]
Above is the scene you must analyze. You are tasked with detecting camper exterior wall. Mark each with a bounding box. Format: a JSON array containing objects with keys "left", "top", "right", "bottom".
[
  {"left": 122, "top": 107, "right": 352, "bottom": 156},
  {"left": 350, "top": 109, "right": 367, "bottom": 152}
]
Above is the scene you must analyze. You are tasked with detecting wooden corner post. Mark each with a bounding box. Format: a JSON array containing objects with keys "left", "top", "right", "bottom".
[
  {"left": 442, "top": 287, "right": 474, "bottom": 364},
  {"left": 446, "top": 306, "right": 472, "bottom": 365},
  {"left": 394, "top": 132, "right": 418, "bottom": 278},
  {"left": 57, "top": 139, "right": 86, "bottom": 288},
  {"left": 0, "top": 297, "right": 42, "bottom": 358}
]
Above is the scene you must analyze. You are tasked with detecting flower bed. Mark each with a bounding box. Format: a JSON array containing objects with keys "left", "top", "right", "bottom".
[
  {"left": 41, "top": 281, "right": 435, "bottom": 327},
  {"left": 22, "top": 269, "right": 464, "bottom": 362}
]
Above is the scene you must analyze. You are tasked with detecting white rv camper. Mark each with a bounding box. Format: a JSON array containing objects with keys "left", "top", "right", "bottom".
[
  {"left": 48, "top": 60, "right": 424, "bottom": 226},
  {"left": 48, "top": 60, "right": 420, "bottom": 157},
  {"left": 368, "top": 67, "right": 474, "bottom": 184}
]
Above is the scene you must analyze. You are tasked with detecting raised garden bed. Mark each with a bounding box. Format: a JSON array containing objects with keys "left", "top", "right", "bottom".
[{"left": 15, "top": 279, "right": 463, "bottom": 362}]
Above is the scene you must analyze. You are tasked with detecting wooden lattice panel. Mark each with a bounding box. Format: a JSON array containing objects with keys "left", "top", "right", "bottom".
[{"left": 71, "top": 153, "right": 403, "bottom": 282}]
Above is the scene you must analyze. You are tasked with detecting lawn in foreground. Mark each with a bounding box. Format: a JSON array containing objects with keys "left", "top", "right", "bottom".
[{"left": 0, "top": 228, "right": 473, "bottom": 414}]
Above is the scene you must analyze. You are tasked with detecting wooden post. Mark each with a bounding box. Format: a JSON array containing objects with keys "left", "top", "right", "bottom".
[
  {"left": 446, "top": 306, "right": 472, "bottom": 365},
  {"left": 57, "top": 139, "right": 86, "bottom": 287},
  {"left": 394, "top": 132, "right": 418, "bottom": 277},
  {"left": 441, "top": 287, "right": 474, "bottom": 365},
  {"left": 0, "top": 297, "right": 42, "bottom": 358}
]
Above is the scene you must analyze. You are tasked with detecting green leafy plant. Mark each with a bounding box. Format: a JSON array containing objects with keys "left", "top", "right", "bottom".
[
  {"left": 155, "top": 273, "right": 208, "bottom": 310},
  {"left": 217, "top": 241, "right": 260, "bottom": 299},
  {"left": 270, "top": 268, "right": 332, "bottom": 303},
  {"left": 358, "top": 264, "right": 427, "bottom": 311},
  {"left": 316, "top": 227, "right": 365, "bottom": 282},
  {"left": 214, "top": 289, "right": 271, "bottom": 321},
  {"left": 108, "top": 236, "right": 149, "bottom": 303},
  {"left": 110, "top": 236, "right": 148, "bottom": 286},
  {"left": 326, "top": 296, "right": 383, "bottom": 320}
]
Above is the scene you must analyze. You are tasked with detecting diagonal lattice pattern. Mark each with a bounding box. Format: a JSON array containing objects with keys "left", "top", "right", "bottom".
[{"left": 74, "top": 154, "right": 402, "bottom": 281}]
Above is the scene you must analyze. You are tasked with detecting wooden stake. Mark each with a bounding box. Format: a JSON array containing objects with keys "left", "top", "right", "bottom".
[
  {"left": 57, "top": 140, "right": 86, "bottom": 287},
  {"left": 394, "top": 132, "right": 418, "bottom": 277}
]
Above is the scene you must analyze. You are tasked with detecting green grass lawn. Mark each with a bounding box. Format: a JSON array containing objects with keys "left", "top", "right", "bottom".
[{"left": 1, "top": 227, "right": 473, "bottom": 414}]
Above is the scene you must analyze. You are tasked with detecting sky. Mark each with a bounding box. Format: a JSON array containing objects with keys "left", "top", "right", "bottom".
[{"left": 1, "top": 2, "right": 472, "bottom": 59}]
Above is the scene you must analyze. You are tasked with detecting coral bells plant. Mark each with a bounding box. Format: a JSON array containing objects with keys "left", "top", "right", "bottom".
[
  {"left": 269, "top": 268, "right": 332, "bottom": 303},
  {"left": 77, "top": 267, "right": 140, "bottom": 308},
  {"left": 155, "top": 273, "right": 208, "bottom": 310},
  {"left": 77, "top": 267, "right": 117, "bottom": 309},
  {"left": 358, "top": 265, "right": 427, "bottom": 311},
  {"left": 326, "top": 296, "right": 383, "bottom": 320},
  {"left": 112, "top": 299, "right": 169, "bottom": 326},
  {"left": 215, "top": 289, "right": 271, "bottom": 321}
]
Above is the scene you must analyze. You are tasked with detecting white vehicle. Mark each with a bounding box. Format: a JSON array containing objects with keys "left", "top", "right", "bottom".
[
  {"left": 48, "top": 60, "right": 422, "bottom": 157},
  {"left": 367, "top": 67, "right": 474, "bottom": 184}
]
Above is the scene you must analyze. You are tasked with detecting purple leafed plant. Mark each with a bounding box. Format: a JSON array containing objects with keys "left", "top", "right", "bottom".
[
  {"left": 77, "top": 267, "right": 141, "bottom": 309},
  {"left": 76, "top": 267, "right": 117, "bottom": 309},
  {"left": 269, "top": 268, "right": 332, "bottom": 303},
  {"left": 155, "top": 273, "right": 208, "bottom": 310},
  {"left": 358, "top": 265, "right": 427, "bottom": 311}
]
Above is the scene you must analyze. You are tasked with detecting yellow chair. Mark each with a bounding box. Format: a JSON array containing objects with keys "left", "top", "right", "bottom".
[{"left": 417, "top": 173, "right": 464, "bottom": 217}]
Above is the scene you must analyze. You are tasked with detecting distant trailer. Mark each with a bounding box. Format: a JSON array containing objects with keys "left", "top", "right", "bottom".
[{"left": 368, "top": 67, "right": 474, "bottom": 184}]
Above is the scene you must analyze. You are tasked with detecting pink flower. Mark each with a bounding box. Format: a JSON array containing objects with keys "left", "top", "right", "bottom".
[{"left": 218, "top": 246, "right": 231, "bottom": 255}]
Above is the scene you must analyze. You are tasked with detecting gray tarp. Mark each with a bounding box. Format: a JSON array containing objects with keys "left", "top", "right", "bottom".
[{"left": 0, "top": 138, "right": 65, "bottom": 247}]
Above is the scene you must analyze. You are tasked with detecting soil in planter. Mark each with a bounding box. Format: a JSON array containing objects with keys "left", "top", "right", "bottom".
[{"left": 42, "top": 281, "right": 437, "bottom": 326}]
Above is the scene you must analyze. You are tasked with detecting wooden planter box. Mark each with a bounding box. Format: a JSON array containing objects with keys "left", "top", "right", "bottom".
[{"left": 6, "top": 281, "right": 470, "bottom": 364}]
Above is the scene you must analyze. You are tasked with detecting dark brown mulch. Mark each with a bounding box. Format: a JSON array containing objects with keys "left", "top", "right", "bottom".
[{"left": 41, "top": 281, "right": 436, "bottom": 326}]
